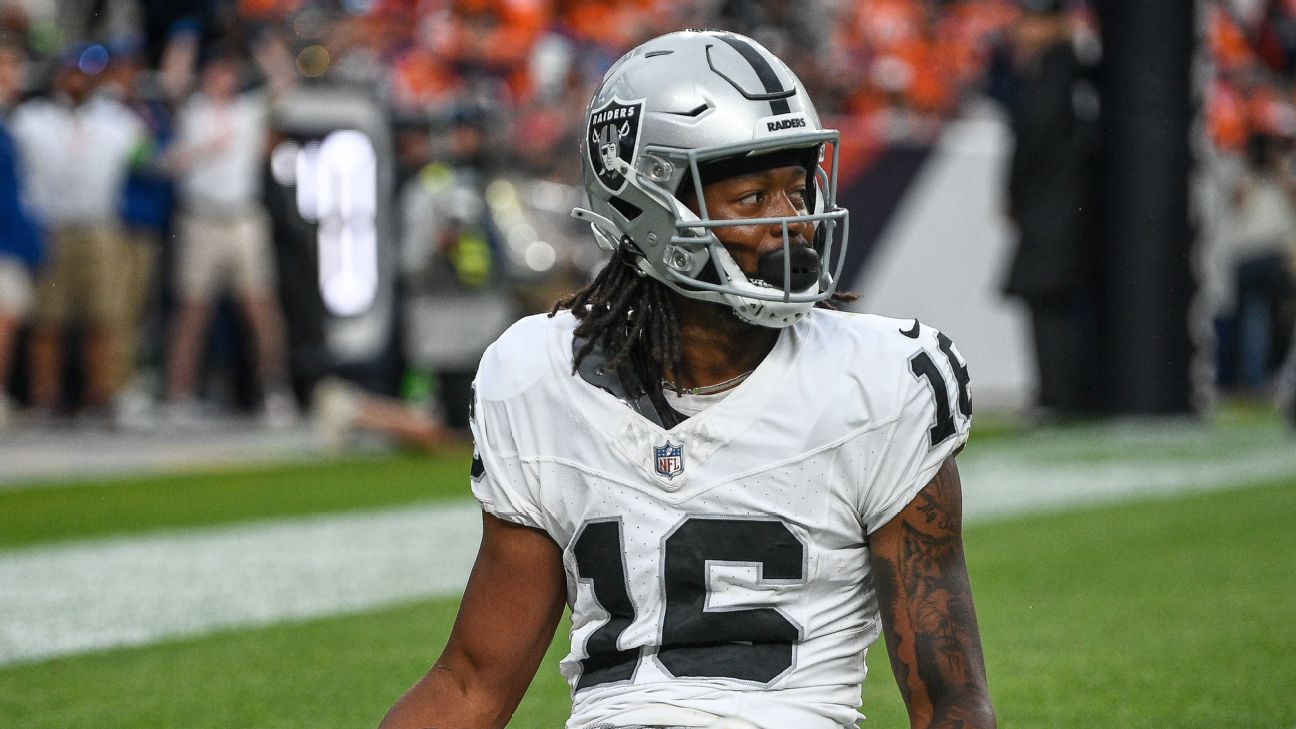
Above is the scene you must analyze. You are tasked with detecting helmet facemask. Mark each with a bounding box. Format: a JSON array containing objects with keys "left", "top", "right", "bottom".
[{"left": 619, "top": 137, "right": 849, "bottom": 328}]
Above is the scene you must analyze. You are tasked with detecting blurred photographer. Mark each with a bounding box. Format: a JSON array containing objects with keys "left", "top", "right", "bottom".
[{"left": 1002, "top": 0, "right": 1102, "bottom": 419}]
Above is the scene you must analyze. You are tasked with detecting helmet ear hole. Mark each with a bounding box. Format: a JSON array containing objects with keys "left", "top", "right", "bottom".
[
  {"left": 695, "top": 256, "right": 722, "bottom": 285},
  {"left": 618, "top": 235, "right": 647, "bottom": 267},
  {"left": 608, "top": 195, "right": 643, "bottom": 222}
]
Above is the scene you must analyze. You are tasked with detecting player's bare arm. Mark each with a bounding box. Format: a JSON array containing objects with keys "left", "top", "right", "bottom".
[
  {"left": 869, "top": 457, "right": 996, "bottom": 729},
  {"left": 378, "top": 512, "right": 566, "bottom": 729}
]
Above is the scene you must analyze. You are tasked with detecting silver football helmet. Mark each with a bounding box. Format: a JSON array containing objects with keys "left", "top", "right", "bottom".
[{"left": 572, "top": 30, "right": 850, "bottom": 328}]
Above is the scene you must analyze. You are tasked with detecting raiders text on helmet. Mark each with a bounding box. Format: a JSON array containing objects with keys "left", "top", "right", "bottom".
[{"left": 572, "top": 30, "right": 850, "bottom": 328}]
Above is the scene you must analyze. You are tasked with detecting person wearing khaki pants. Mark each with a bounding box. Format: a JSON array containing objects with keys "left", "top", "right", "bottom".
[
  {"left": 115, "top": 225, "right": 161, "bottom": 388},
  {"left": 27, "top": 224, "right": 131, "bottom": 413},
  {"left": 9, "top": 50, "right": 144, "bottom": 420},
  {"left": 164, "top": 205, "right": 295, "bottom": 425},
  {"left": 163, "top": 50, "right": 295, "bottom": 427}
]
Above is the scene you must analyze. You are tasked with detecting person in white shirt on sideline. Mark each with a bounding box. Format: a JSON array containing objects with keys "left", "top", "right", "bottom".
[
  {"left": 163, "top": 46, "right": 296, "bottom": 428},
  {"left": 9, "top": 44, "right": 144, "bottom": 422}
]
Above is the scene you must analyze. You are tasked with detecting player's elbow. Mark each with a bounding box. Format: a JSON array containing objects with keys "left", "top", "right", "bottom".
[
  {"left": 378, "top": 661, "right": 516, "bottom": 729},
  {"left": 929, "top": 693, "right": 996, "bottom": 729},
  {"left": 963, "top": 697, "right": 997, "bottom": 729}
]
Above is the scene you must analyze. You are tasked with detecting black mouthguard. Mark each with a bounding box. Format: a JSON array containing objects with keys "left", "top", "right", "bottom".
[{"left": 756, "top": 246, "right": 821, "bottom": 291}]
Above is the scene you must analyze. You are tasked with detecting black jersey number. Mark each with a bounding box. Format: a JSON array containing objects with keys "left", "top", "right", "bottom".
[
  {"left": 572, "top": 520, "right": 640, "bottom": 690},
  {"left": 571, "top": 517, "right": 804, "bottom": 691},
  {"left": 909, "top": 332, "right": 972, "bottom": 446}
]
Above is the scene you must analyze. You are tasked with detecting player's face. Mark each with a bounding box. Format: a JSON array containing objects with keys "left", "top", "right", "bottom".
[{"left": 691, "top": 164, "right": 814, "bottom": 275}]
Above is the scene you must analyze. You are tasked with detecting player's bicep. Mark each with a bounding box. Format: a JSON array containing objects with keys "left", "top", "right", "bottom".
[
  {"left": 443, "top": 511, "right": 566, "bottom": 680},
  {"left": 868, "top": 458, "right": 995, "bottom": 727}
]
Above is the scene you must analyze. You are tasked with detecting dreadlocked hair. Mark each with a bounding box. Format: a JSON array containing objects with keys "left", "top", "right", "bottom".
[
  {"left": 824, "top": 289, "right": 860, "bottom": 306},
  {"left": 551, "top": 259, "right": 684, "bottom": 393},
  {"left": 550, "top": 258, "right": 860, "bottom": 394}
]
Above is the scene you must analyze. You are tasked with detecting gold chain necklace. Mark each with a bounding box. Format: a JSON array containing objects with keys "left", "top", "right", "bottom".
[{"left": 662, "top": 369, "right": 755, "bottom": 397}]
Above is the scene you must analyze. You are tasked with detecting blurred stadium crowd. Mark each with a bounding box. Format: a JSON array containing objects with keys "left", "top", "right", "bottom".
[
  {"left": 0, "top": 0, "right": 1291, "bottom": 442},
  {"left": 1205, "top": 0, "right": 1296, "bottom": 410}
]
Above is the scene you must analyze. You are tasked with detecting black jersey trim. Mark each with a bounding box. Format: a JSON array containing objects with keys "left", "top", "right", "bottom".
[{"left": 573, "top": 335, "right": 687, "bottom": 429}]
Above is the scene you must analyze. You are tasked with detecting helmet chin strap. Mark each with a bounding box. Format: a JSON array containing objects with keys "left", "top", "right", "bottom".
[
  {"left": 710, "top": 245, "right": 819, "bottom": 328},
  {"left": 729, "top": 296, "right": 815, "bottom": 328}
]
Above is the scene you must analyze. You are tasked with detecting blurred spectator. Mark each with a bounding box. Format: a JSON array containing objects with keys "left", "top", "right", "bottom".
[
  {"left": 0, "top": 1, "right": 1043, "bottom": 433},
  {"left": 0, "top": 35, "right": 41, "bottom": 428},
  {"left": 491, "top": 70, "right": 599, "bottom": 312},
  {"left": 831, "top": 0, "right": 1019, "bottom": 145},
  {"left": 10, "top": 43, "right": 144, "bottom": 422},
  {"left": 1226, "top": 132, "right": 1296, "bottom": 394},
  {"left": 312, "top": 375, "right": 465, "bottom": 453},
  {"left": 163, "top": 46, "right": 296, "bottom": 427},
  {"left": 1275, "top": 312, "right": 1296, "bottom": 425},
  {"left": 1000, "top": 0, "right": 1102, "bottom": 419},
  {"left": 57, "top": 0, "right": 140, "bottom": 50},
  {"left": 384, "top": 0, "right": 547, "bottom": 117},
  {"left": 103, "top": 37, "right": 175, "bottom": 419},
  {"left": 1201, "top": 0, "right": 1296, "bottom": 412},
  {"left": 399, "top": 107, "right": 517, "bottom": 432},
  {"left": 552, "top": 0, "right": 658, "bottom": 54}
]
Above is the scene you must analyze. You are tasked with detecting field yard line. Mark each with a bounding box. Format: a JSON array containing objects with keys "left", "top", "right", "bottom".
[
  {"left": 2, "top": 449, "right": 1295, "bottom": 668},
  {"left": 0, "top": 502, "right": 483, "bottom": 667}
]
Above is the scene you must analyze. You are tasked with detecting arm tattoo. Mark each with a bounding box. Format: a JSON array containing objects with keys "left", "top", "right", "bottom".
[{"left": 871, "top": 460, "right": 994, "bottom": 728}]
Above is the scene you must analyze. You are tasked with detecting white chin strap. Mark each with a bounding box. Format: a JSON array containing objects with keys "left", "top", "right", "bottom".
[
  {"left": 710, "top": 244, "right": 817, "bottom": 328},
  {"left": 726, "top": 290, "right": 816, "bottom": 328}
]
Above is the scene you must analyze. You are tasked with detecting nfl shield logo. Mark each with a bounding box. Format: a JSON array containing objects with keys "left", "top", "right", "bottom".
[
  {"left": 587, "top": 97, "right": 644, "bottom": 194},
  {"left": 654, "top": 441, "right": 684, "bottom": 479}
]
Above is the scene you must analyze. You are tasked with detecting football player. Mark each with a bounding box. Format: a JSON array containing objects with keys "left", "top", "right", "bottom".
[{"left": 379, "top": 30, "right": 994, "bottom": 729}]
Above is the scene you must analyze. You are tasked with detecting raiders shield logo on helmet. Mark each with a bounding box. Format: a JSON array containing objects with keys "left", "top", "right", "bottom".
[{"left": 587, "top": 97, "right": 644, "bottom": 194}]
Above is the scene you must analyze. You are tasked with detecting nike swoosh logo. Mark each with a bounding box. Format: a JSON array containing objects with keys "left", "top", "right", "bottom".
[{"left": 900, "top": 320, "right": 921, "bottom": 338}]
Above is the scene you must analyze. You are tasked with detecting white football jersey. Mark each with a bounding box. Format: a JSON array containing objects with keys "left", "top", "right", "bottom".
[{"left": 469, "top": 309, "right": 971, "bottom": 729}]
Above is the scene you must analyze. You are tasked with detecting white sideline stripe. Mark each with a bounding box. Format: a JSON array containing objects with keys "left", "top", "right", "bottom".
[
  {"left": 0, "top": 502, "right": 484, "bottom": 667},
  {"left": 960, "top": 447, "right": 1296, "bottom": 521},
  {"left": 2, "top": 447, "right": 1295, "bottom": 668},
  {"left": 0, "top": 421, "right": 319, "bottom": 489}
]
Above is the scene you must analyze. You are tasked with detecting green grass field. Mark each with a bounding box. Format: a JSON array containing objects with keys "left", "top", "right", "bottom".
[
  {"left": 2, "top": 419, "right": 1294, "bottom": 729},
  {"left": 0, "top": 451, "right": 471, "bottom": 549}
]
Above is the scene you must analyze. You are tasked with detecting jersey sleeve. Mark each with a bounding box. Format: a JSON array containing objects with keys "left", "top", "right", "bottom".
[
  {"left": 467, "top": 345, "right": 547, "bottom": 530},
  {"left": 858, "top": 326, "right": 972, "bottom": 534}
]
